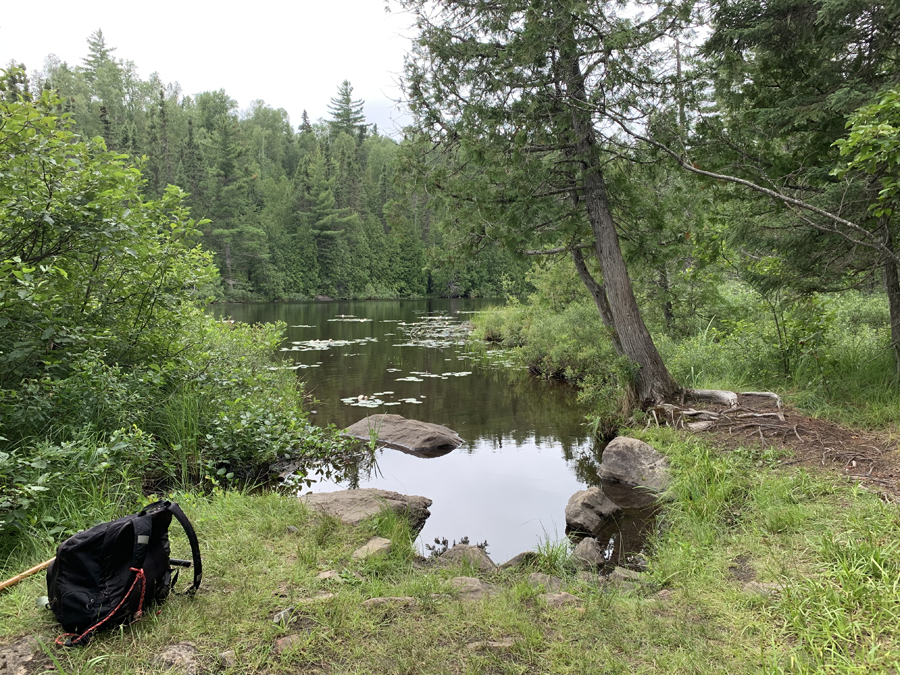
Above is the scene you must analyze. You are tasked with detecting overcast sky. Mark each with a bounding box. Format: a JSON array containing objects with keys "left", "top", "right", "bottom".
[{"left": 0, "top": 0, "right": 414, "bottom": 135}]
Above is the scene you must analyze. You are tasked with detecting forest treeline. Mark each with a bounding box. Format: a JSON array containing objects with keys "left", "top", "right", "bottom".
[{"left": 4, "top": 30, "right": 529, "bottom": 301}]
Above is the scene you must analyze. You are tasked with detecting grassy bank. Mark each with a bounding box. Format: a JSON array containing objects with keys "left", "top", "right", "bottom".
[{"left": 2, "top": 429, "right": 897, "bottom": 673}]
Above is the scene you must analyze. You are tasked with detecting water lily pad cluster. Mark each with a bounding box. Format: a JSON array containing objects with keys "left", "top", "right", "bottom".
[{"left": 281, "top": 337, "right": 378, "bottom": 352}]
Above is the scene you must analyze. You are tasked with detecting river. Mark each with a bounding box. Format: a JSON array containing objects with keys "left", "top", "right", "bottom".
[{"left": 213, "top": 299, "right": 602, "bottom": 563}]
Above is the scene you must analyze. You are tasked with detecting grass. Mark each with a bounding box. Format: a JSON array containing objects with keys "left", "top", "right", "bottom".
[{"left": 2, "top": 431, "right": 899, "bottom": 673}]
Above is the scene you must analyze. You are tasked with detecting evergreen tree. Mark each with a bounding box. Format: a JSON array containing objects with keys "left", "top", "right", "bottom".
[{"left": 327, "top": 80, "right": 366, "bottom": 139}]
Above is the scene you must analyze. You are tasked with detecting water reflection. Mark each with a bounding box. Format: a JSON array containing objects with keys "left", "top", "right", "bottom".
[{"left": 213, "top": 299, "right": 646, "bottom": 563}]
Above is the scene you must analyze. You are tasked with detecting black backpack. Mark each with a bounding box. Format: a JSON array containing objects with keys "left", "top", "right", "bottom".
[{"left": 46, "top": 500, "right": 202, "bottom": 646}]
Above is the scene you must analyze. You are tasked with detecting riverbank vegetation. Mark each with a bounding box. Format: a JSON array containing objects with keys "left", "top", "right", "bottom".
[{"left": 2, "top": 429, "right": 898, "bottom": 673}]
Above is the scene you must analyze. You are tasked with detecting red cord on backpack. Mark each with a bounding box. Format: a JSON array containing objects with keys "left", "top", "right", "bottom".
[{"left": 55, "top": 568, "right": 147, "bottom": 647}]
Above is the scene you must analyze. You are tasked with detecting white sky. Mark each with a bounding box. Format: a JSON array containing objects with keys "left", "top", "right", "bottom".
[{"left": 0, "top": 0, "right": 414, "bottom": 135}]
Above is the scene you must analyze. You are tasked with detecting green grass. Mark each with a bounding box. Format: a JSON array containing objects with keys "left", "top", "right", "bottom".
[{"left": 3, "top": 432, "right": 899, "bottom": 673}]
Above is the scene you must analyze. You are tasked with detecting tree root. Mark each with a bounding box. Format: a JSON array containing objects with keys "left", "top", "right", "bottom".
[{"left": 648, "top": 388, "right": 786, "bottom": 434}]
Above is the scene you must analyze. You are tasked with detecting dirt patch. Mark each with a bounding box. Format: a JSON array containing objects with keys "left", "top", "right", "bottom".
[
  {"left": 677, "top": 396, "right": 900, "bottom": 498},
  {"left": 727, "top": 555, "right": 756, "bottom": 583}
]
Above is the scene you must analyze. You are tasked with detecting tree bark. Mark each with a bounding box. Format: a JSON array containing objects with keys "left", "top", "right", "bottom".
[
  {"left": 561, "top": 32, "right": 681, "bottom": 405},
  {"left": 571, "top": 248, "right": 624, "bottom": 354}
]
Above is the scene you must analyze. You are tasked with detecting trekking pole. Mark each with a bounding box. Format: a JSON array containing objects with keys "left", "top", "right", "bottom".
[{"left": 0, "top": 558, "right": 55, "bottom": 593}]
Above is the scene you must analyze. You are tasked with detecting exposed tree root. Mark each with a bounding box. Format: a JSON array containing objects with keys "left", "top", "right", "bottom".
[{"left": 649, "top": 388, "right": 786, "bottom": 433}]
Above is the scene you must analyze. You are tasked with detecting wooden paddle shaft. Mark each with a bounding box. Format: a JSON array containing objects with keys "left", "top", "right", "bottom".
[{"left": 0, "top": 557, "right": 54, "bottom": 593}]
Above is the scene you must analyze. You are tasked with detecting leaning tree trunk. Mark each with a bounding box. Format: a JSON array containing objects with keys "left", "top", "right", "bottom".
[
  {"left": 571, "top": 248, "right": 624, "bottom": 354},
  {"left": 561, "top": 36, "right": 681, "bottom": 406}
]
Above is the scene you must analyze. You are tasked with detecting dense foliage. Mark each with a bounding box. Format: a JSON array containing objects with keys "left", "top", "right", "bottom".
[
  {"left": 0, "top": 77, "right": 343, "bottom": 546},
  {"left": 6, "top": 32, "right": 530, "bottom": 301}
]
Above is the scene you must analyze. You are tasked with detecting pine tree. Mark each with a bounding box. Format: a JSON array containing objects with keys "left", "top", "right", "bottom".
[
  {"left": 327, "top": 80, "right": 366, "bottom": 139},
  {"left": 82, "top": 29, "right": 115, "bottom": 83}
]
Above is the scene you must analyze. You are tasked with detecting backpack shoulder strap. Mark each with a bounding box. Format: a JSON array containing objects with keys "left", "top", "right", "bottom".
[{"left": 167, "top": 503, "right": 202, "bottom": 594}]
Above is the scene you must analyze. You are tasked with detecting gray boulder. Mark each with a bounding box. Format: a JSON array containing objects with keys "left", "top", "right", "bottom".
[
  {"left": 300, "top": 488, "right": 432, "bottom": 532},
  {"left": 527, "top": 572, "right": 563, "bottom": 592},
  {"left": 439, "top": 544, "right": 496, "bottom": 572},
  {"left": 352, "top": 537, "right": 392, "bottom": 560},
  {"left": 599, "top": 437, "right": 671, "bottom": 508},
  {"left": 565, "top": 487, "right": 621, "bottom": 536},
  {"left": 572, "top": 537, "right": 607, "bottom": 570},
  {"left": 343, "top": 414, "right": 463, "bottom": 458}
]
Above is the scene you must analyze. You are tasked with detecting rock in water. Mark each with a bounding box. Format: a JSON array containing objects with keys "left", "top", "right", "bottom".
[
  {"left": 564, "top": 487, "right": 621, "bottom": 536},
  {"left": 599, "top": 437, "right": 671, "bottom": 508},
  {"left": 300, "top": 488, "right": 432, "bottom": 532},
  {"left": 343, "top": 414, "right": 463, "bottom": 458},
  {"left": 572, "top": 537, "right": 606, "bottom": 570}
]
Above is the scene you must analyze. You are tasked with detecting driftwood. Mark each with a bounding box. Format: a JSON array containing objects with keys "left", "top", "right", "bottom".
[{"left": 648, "top": 388, "right": 785, "bottom": 434}]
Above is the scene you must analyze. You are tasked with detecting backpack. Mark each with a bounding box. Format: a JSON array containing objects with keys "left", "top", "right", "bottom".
[{"left": 46, "top": 500, "right": 202, "bottom": 646}]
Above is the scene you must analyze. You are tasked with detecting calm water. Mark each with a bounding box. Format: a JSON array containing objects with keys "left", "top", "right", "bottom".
[{"left": 214, "top": 299, "right": 603, "bottom": 562}]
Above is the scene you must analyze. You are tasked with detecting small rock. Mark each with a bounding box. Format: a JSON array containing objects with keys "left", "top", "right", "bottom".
[
  {"left": 743, "top": 581, "right": 781, "bottom": 597},
  {"left": 0, "top": 636, "right": 43, "bottom": 675},
  {"left": 439, "top": 544, "right": 496, "bottom": 572},
  {"left": 273, "top": 635, "right": 305, "bottom": 654},
  {"left": 572, "top": 537, "right": 606, "bottom": 570},
  {"left": 272, "top": 607, "right": 295, "bottom": 624},
  {"left": 527, "top": 572, "right": 563, "bottom": 592},
  {"left": 654, "top": 589, "right": 675, "bottom": 601},
  {"left": 219, "top": 650, "right": 237, "bottom": 669},
  {"left": 603, "top": 567, "right": 643, "bottom": 593},
  {"left": 466, "top": 638, "right": 519, "bottom": 651},
  {"left": 297, "top": 592, "right": 336, "bottom": 605},
  {"left": 540, "top": 591, "right": 581, "bottom": 608},
  {"left": 317, "top": 570, "right": 342, "bottom": 581},
  {"left": 300, "top": 488, "right": 432, "bottom": 532},
  {"left": 565, "top": 487, "right": 621, "bottom": 536},
  {"left": 576, "top": 571, "right": 600, "bottom": 585},
  {"left": 361, "top": 596, "right": 418, "bottom": 609},
  {"left": 153, "top": 642, "right": 199, "bottom": 675},
  {"left": 285, "top": 525, "right": 299, "bottom": 534},
  {"left": 352, "top": 536, "right": 392, "bottom": 560},
  {"left": 499, "top": 551, "right": 538, "bottom": 569},
  {"left": 449, "top": 576, "right": 498, "bottom": 601}
]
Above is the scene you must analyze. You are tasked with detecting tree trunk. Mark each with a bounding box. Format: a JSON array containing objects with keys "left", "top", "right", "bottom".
[
  {"left": 562, "top": 31, "right": 681, "bottom": 406},
  {"left": 883, "top": 220, "right": 900, "bottom": 376},
  {"left": 571, "top": 248, "right": 624, "bottom": 354}
]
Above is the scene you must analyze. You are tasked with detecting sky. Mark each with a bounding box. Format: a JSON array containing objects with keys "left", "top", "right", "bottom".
[{"left": 0, "top": 0, "right": 415, "bottom": 135}]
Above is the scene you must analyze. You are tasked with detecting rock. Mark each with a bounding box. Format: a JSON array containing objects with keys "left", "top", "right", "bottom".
[
  {"left": 499, "top": 551, "right": 538, "bottom": 569},
  {"left": 743, "top": 581, "right": 781, "bottom": 597},
  {"left": 604, "top": 566, "right": 643, "bottom": 593},
  {"left": 300, "top": 488, "right": 432, "bottom": 532},
  {"left": 449, "top": 576, "right": 498, "bottom": 601},
  {"left": 527, "top": 573, "right": 563, "bottom": 592},
  {"left": 466, "top": 638, "right": 519, "bottom": 651},
  {"left": 654, "top": 589, "right": 675, "bottom": 601},
  {"left": 599, "top": 437, "right": 671, "bottom": 508},
  {"left": 219, "top": 650, "right": 237, "bottom": 669},
  {"left": 273, "top": 635, "right": 305, "bottom": 654},
  {"left": 314, "top": 295, "right": 333, "bottom": 302},
  {"left": 361, "top": 596, "right": 418, "bottom": 609},
  {"left": 540, "top": 592, "right": 581, "bottom": 608},
  {"left": 439, "top": 544, "right": 496, "bottom": 572},
  {"left": 577, "top": 571, "right": 600, "bottom": 585},
  {"left": 565, "top": 487, "right": 621, "bottom": 536},
  {"left": 317, "top": 570, "right": 342, "bottom": 581},
  {"left": 297, "top": 592, "right": 336, "bottom": 605},
  {"left": 285, "top": 525, "right": 299, "bottom": 534},
  {"left": 343, "top": 414, "right": 463, "bottom": 458},
  {"left": 572, "top": 537, "right": 606, "bottom": 570},
  {"left": 352, "top": 536, "right": 392, "bottom": 560},
  {"left": 273, "top": 607, "right": 295, "bottom": 624},
  {"left": 153, "top": 642, "right": 199, "bottom": 675},
  {"left": 0, "top": 636, "right": 44, "bottom": 675}
]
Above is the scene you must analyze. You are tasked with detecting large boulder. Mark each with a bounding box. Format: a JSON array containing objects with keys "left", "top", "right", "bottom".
[
  {"left": 564, "top": 487, "right": 621, "bottom": 537},
  {"left": 343, "top": 414, "right": 463, "bottom": 458},
  {"left": 300, "top": 488, "right": 432, "bottom": 532},
  {"left": 598, "top": 437, "right": 671, "bottom": 508}
]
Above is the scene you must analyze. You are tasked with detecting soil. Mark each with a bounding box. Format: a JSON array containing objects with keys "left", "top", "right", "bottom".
[{"left": 676, "top": 394, "right": 900, "bottom": 499}]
